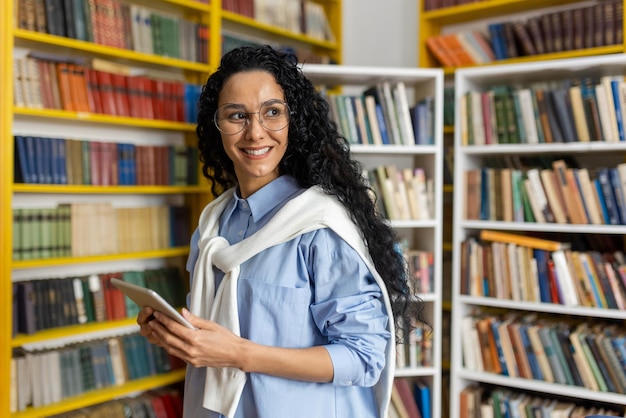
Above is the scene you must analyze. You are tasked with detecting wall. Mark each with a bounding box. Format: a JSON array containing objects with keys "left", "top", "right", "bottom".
[{"left": 342, "top": 0, "right": 419, "bottom": 67}]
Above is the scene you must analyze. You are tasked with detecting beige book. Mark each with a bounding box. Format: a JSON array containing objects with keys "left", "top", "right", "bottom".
[
  {"left": 363, "top": 95, "right": 383, "bottom": 145},
  {"left": 575, "top": 168, "right": 603, "bottom": 225},
  {"left": 568, "top": 85, "right": 591, "bottom": 142},
  {"left": 539, "top": 169, "right": 567, "bottom": 224},
  {"left": 527, "top": 324, "right": 555, "bottom": 383}
]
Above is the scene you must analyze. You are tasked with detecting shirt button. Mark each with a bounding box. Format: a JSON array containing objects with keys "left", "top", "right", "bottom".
[
  {"left": 238, "top": 230, "right": 244, "bottom": 237},
  {"left": 345, "top": 380, "right": 352, "bottom": 385}
]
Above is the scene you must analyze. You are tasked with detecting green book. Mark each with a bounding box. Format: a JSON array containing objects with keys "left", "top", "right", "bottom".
[{"left": 13, "top": 208, "right": 22, "bottom": 261}]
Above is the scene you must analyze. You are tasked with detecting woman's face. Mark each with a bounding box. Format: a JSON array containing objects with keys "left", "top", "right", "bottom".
[{"left": 217, "top": 71, "right": 289, "bottom": 199}]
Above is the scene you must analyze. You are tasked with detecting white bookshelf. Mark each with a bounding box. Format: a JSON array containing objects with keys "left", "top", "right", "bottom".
[
  {"left": 302, "top": 64, "right": 444, "bottom": 418},
  {"left": 451, "top": 55, "right": 626, "bottom": 418}
]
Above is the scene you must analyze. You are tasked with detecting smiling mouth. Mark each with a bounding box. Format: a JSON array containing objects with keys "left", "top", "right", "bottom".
[{"left": 243, "top": 147, "right": 270, "bottom": 156}]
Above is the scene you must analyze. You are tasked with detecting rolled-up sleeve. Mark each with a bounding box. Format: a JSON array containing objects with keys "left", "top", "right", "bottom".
[{"left": 308, "top": 229, "right": 390, "bottom": 387}]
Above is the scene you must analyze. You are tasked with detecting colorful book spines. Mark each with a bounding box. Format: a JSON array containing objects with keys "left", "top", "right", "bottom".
[
  {"left": 14, "top": 136, "right": 199, "bottom": 186},
  {"left": 11, "top": 204, "right": 191, "bottom": 261}
]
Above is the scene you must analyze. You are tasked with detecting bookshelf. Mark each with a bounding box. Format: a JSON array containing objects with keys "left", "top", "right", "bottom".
[
  {"left": 301, "top": 63, "right": 444, "bottom": 418},
  {"left": 2, "top": 1, "right": 342, "bottom": 416},
  {"left": 450, "top": 55, "right": 626, "bottom": 418}
]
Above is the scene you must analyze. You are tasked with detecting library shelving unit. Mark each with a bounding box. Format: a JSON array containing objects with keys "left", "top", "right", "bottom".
[
  {"left": 1, "top": 1, "right": 342, "bottom": 417},
  {"left": 302, "top": 63, "right": 444, "bottom": 418},
  {"left": 450, "top": 54, "right": 626, "bottom": 418}
]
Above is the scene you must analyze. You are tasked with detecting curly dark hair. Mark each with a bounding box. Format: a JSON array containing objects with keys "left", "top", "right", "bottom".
[{"left": 196, "top": 45, "right": 426, "bottom": 338}]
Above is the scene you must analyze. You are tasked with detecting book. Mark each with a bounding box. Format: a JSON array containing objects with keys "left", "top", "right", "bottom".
[{"left": 479, "top": 230, "right": 569, "bottom": 252}]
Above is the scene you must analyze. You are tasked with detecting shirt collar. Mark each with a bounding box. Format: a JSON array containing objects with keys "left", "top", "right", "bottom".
[{"left": 233, "top": 175, "right": 304, "bottom": 222}]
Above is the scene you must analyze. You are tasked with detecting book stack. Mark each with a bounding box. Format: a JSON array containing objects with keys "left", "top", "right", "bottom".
[
  {"left": 14, "top": 136, "right": 199, "bottom": 187},
  {"left": 12, "top": 54, "right": 203, "bottom": 122},
  {"left": 12, "top": 204, "right": 191, "bottom": 261},
  {"left": 10, "top": 334, "right": 185, "bottom": 412},
  {"left": 366, "top": 165, "right": 433, "bottom": 221},
  {"left": 325, "top": 83, "right": 435, "bottom": 146},
  {"left": 12, "top": 266, "right": 187, "bottom": 336},
  {"left": 460, "top": 231, "right": 626, "bottom": 310},
  {"left": 463, "top": 158, "right": 626, "bottom": 228},
  {"left": 461, "top": 312, "right": 626, "bottom": 395},
  {"left": 423, "top": 0, "right": 485, "bottom": 12},
  {"left": 15, "top": 0, "right": 208, "bottom": 63},
  {"left": 222, "top": 0, "right": 335, "bottom": 42}
]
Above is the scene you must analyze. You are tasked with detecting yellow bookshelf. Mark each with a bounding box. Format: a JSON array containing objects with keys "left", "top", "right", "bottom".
[{"left": 2, "top": 0, "right": 342, "bottom": 416}]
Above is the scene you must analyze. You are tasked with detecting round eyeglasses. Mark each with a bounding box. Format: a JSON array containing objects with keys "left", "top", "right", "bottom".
[{"left": 214, "top": 99, "right": 291, "bottom": 135}]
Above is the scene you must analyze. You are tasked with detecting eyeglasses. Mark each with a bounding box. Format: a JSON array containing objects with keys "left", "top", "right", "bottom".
[{"left": 214, "top": 99, "right": 291, "bottom": 135}]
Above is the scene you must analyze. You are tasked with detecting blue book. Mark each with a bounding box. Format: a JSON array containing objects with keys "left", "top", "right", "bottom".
[
  {"left": 413, "top": 382, "right": 431, "bottom": 418},
  {"left": 375, "top": 104, "right": 390, "bottom": 145},
  {"left": 518, "top": 323, "right": 544, "bottom": 381},
  {"left": 609, "top": 167, "right": 626, "bottom": 224},
  {"left": 56, "top": 138, "right": 67, "bottom": 184},
  {"left": 533, "top": 249, "right": 552, "bottom": 303},
  {"left": 610, "top": 79, "right": 626, "bottom": 141},
  {"left": 597, "top": 168, "right": 620, "bottom": 225},
  {"left": 14, "top": 136, "right": 35, "bottom": 184}
]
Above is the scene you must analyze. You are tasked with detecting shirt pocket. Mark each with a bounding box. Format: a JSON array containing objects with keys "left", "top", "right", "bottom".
[{"left": 238, "top": 277, "right": 313, "bottom": 347}]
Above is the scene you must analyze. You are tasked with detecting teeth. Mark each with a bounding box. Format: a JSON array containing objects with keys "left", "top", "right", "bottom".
[{"left": 244, "top": 147, "right": 270, "bottom": 156}]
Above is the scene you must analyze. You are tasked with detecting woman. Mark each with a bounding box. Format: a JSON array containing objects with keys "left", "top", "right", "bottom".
[{"left": 138, "top": 45, "right": 425, "bottom": 418}]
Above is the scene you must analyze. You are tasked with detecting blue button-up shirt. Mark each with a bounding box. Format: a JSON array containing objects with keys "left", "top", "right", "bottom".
[{"left": 183, "top": 175, "right": 390, "bottom": 418}]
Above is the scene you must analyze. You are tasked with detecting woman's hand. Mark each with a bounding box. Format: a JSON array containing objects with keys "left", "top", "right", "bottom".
[{"left": 140, "top": 308, "right": 246, "bottom": 370}]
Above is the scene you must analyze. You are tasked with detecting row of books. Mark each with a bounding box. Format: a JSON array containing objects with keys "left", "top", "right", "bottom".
[
  {"left": 462, "top": 312, "right": 626, "bottom": 394},
  {"left": 426, "top": 2, "right": 623, "bottom": 67},
  {"left": 14, "top": 136, "right": 200, "bottom": 186},
  {"left": 13, "top": 267, "right": 186, "bottom": 335},
  {"left": 16, "top": 0, "right": 209, "bottom": 63},
  {"left": 465, "top": 160, "right": 626, "bottom": 227},
  {"left": 405, "top": 250, "right": 435, "bottom": 295},
  {"left": 461, "top": 77, "right": 626, "bottom": 146},
  {"left": 44, "top": 387, "right": 184, "bottom": 418},
  {"left": 460, "top": 385, "right": 624, "bottom": 418},
  {"left": 222, "top": 0, "right": 335, "bottom": 42},
  {"left": 423, "top": 0, "right": 481, "bottom": 11},
  {"left": 221, "top": 31, "right": 333, "bottom": 64},
  {"left": 12, "top": 204, "right": 190, "bottom": 260},
  {"left": 325, "top": 84, "right": 435, "bottom": 146},
  {"left": 396, "top": 319, "right": 433, "bottom": 370},
  {"left": 14, "top": 54, "right": 203, "bottom": 122},
  {"left": 461, "top": 231, "right": 626, "bottom": 310},
  {"left": 366, "top": 165, "right": 433, "bottom": 222},
  {"left": 11, "top": 334, "right": 184, "bottom": 412},
  {"left": 460, "top": 76, "right": 626, "bottom": 145},
  {"left": 390, "top": 378, "right": 431, "bottom": 418}
]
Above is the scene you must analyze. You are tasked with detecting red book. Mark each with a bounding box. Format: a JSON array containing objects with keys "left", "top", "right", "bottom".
[
  {"left": 84, "top": 68, "right": 103, "bottom": 113},
  {"left": 95, "top": 70, "right": 117, "bottom": 115},
  {"left": 393, "top": 378, "right": 422, "bottom": 418},
  {"left": 163, "top": 81, "right": 176, "bottom": 121},
  {"left": 174, "top": 81, "right": 185, "bottom": 122},
  {"left": 111, "top": 73, "right": 130, "bottom": 117},
  {"left": 139, "top": 76, "right": 154, "bottom": 119},
  {"left": 149, "top": 395, "right": 169, "bottom": 418},
  {"left": 152, "top": 79, "right": 166, "bottom": 120},
  {"left": 126, "top": 76, "right": 145, "bottom": 118},
  {"left": 89, "top": 141, "right": 102, "bottom": 185}
]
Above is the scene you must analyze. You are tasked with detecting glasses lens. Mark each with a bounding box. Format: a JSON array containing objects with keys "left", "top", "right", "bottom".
[
  {"left": 214, "top": 100, "right": 290, "bottom": 135},
  {"left": 259, "top": 100, "right": 290, "bottom": 131},
  {"left": 214, "top": 105, "right": 248, "bottom": 135}
]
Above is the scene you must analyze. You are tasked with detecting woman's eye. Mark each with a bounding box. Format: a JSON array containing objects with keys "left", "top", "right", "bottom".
[{"left": 229, "top": 112, "right": 247, "bottom": 121}]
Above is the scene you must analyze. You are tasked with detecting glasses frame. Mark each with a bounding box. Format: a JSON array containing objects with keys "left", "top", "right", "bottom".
[{"left": 213, "top": 99, "right": 292, "bottom": 135}]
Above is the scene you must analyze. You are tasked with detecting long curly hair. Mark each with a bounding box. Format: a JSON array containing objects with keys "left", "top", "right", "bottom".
[{"left": 196, "top": 45, "right": 426, "bottom": 338}]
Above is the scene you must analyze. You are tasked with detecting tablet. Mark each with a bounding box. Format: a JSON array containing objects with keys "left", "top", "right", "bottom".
[{"left": 111, "top": 278, "right": 197, "bottom": 329}]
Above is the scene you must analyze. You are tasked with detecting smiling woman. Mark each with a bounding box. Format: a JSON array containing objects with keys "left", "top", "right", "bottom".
[{"left": 135, "top": 45, "right": 426, "bottom": 418}]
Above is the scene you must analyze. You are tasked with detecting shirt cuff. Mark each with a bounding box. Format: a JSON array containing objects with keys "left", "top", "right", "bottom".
[{"left": 324, "top": 343, "right": 359, "bottom": 386}]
